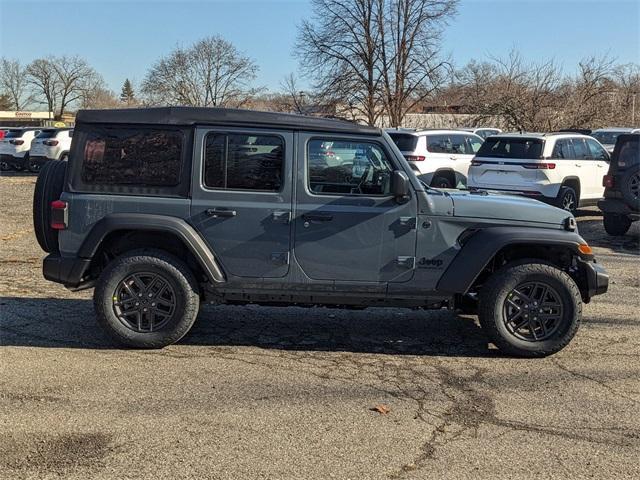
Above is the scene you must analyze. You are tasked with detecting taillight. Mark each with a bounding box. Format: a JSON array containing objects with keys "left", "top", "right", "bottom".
[
  {"left": 603, "top": 174, "right": 615, "bottom": 188},
  {"left": 43, "top": 140, "right": 59, "bottom": 146},
  {"left": 9, "top": 139, "right": 24, "bottom": 145},
  {"left": 522, "top": 163, "right": 556, "bottom": 169},
  {"left": 405, "top": 155, "right": 426, "bottom": 162},
  {"left": 50, "top": 200, "right": 68, "bottom": 230}
]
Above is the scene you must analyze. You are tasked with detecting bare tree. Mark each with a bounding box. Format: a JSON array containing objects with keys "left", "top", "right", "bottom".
[
  {"left": 296, "top": 0, "right": 383, "bottom": 125},
  {"left": 0, "top": 58, "right": 33, "bottom": 110},
  {"left": 279, "top": 73, "right": 308, "bottom": 113},
  {"left": 141, "top": 36, "right": 260, "bottom": 108},
  {"left": 26, "top": 55, "right": 103, "bottom": 118},
  {"left": 376, "top": 0, "right": 457, "bottom": 126}
]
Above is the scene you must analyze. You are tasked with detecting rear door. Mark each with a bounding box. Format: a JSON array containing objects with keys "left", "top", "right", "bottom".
[
  {"left": 190, "top": 128, "right": 294, "bottom": 278},
  {"left": 294, "top": 134, "right": 418, "bottom": 283}
]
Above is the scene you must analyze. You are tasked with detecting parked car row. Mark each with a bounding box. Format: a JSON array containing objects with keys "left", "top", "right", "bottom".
[
  {"left": 389, "top": 129, "right": 608, "bottom": 209},
  {"left": 0, "top": 127, "right": 73, "bottom": 172}
]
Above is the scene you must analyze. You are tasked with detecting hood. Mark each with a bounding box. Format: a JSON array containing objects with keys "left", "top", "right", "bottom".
[{"left": 448, "top": 191, "right": 570, "bottom": 227}]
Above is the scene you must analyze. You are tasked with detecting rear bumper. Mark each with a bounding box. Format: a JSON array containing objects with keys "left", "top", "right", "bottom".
[
  {"left": 0, "top": 153, "right": 25, "bottom": 168},
  {"left": 29, "top": 155, "right": 56, "bottom": 165},
  {"left": 43, "top": 254, "right": 92, "bottom": 289},
  {"left": 598, "top": 198, "right": 639, "bottom": 219}
]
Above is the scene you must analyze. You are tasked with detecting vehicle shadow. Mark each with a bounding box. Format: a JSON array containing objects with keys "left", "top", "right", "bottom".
[
  {"left": 0, "top": 297, "right": 496, "bottom": 357},
  {"left": 0, "top": 170, "right": 37, "bottom": 177}
]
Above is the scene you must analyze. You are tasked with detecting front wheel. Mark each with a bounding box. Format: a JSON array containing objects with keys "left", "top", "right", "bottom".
[
  {"left": 94, "top": 249, "right": 200, "bottom": 348},
  {"left": 478, "top": 261, "right": 582, "bottom": 357}
]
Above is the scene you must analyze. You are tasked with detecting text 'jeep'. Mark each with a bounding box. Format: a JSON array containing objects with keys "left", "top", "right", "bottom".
[{"left": 34, "top": 107, "right": 609, "bottom": 356}]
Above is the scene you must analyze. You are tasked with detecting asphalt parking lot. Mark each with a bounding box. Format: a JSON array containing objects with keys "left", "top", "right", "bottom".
[{"left": 1, "top": 174, "right": 639, "bottom": 479}]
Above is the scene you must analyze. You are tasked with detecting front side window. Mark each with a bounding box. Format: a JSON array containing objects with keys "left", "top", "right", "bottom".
[
  {"left": 307, "top": 139, "right": 394, "bottom": 196},
  {"left": 586, "top": 138, "right": 608, "bottom": 161},
  {"left": 81, "top": 127, "right": 183, "bottom": 186},
  {"left": 204, "top": 133, "right": 283, "bottom": 191},
  {"left": 464, "top": 135, "right": 483, "bottom": 154}
]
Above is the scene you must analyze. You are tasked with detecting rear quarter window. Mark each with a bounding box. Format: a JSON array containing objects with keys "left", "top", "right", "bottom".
[{"left": 70, "top": 125, "right": 192, "bottom": 196}]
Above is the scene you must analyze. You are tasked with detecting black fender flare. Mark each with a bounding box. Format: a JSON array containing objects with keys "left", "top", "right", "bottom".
[
  {"left": 436, "top": 227, "right": 588, "bottom": 294},
  {"left": 79, "top": 213, "right": 225, "bottom": 283}
]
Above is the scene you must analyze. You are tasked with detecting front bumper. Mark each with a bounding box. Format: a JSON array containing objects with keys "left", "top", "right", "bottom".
[
  {"left": 43, "top": 254, "right": 92, "bottom": 289},
  {"left": 578, "top": 258, "right": 609, "bottom": 299}
]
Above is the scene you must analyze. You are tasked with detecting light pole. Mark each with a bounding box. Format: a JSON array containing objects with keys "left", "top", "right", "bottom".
[{"left": 632, "top": 93, "right": 636, "bottom": 126}]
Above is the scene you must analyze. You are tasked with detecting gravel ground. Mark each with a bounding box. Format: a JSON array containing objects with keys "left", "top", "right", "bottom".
[{"left": 1, "top": 174, "right": 639, "bottom": 479}]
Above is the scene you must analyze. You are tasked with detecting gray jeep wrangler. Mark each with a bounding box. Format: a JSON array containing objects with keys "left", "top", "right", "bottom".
[{"left": 33, "top": 107, "right": 609, "bottom": 356}]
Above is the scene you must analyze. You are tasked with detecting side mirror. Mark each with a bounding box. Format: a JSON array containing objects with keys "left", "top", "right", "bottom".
[{"left": 391, "top": 170, "right": 410, "bottom": 202}]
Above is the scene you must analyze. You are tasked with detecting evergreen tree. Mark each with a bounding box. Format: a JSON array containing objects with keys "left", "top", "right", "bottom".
[{"left": 120, "top": 78, "right": 135, "bottom": 105}]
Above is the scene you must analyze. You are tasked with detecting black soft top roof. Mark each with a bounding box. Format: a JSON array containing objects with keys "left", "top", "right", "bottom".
[{"left": 75, "top": 107, "right": 380, "bottom": 135}]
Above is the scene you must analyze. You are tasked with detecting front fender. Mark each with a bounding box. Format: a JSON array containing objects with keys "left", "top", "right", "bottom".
[{"left": 436, "top": 227, "right": 589, "bottom": 294}]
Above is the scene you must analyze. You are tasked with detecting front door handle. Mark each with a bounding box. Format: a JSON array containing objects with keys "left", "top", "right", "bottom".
[
  {"left": 302, "top": 213, "right": 333, "bottom": 222},
  {"left": 206, "top": 208, "right": 237, "bottom": 218},
  {"left": 574, "top": 163, "right": 582, "bottom": 168}
]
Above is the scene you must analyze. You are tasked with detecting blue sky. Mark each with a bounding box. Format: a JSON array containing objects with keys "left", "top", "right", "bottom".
[{"left": 1, "top": 0, "right": 638, "bottom": 94}]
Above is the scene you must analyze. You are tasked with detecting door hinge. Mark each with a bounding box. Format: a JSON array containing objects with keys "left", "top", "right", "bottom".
[
  {"left": 399, "top": 217, "right": 417, "bottom": 229},
  {"left": 270, "top": 252, "right": 290, "bottom": 265},
  {"left": 396, "top": 256, "right": 416, "bottom": 269}
]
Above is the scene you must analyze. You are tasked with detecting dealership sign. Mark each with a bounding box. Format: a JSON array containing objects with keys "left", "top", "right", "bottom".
[{"left": 0, "top": 111, "right": 54, "bottom": 119}]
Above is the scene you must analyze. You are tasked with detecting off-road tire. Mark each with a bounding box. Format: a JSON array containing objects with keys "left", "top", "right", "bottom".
[
  {"left": 555, "top": 186, "right": 578, "bottom": 214},
  {"left": 478, "top": 260, "right": 582, "bottom": 357},
  {"left": 94, "top": 249, "right": 200, "bottom": 348},
  {"left": 432, "top": 176, "right": 453, "bottom": 189},
  {"left": 603, "top": 214, "right": 632, "bottom": 236},
  {"left": 33, "top": 160, "right": 67, "bottom": 253}
]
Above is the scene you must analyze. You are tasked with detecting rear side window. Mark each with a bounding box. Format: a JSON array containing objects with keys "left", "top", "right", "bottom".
[
  {"left": 204, "top": 133, "right": 283, "bottom": 191},
  {"left": 570, "top": 138, "right": 590, "bottom": 160},
  {"left": 388, "top": 133, "right": 418, "bottom": 151},
  {"left": 476, "top": 137, "right": 543, "bottom": 159},
  {"left": 551, "top": 139, "right": 574, "bottom": 159},
  {"left": 81, "top": 127, "right": 183, "bottom": 186}
]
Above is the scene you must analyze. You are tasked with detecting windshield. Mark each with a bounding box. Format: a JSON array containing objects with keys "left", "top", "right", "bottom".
[
  {"left": 4, "top": 129, "right": 25, "bottom": 139},
  {"left": 592, "top": 131, "right": 625, "bottom": 145},
  {"left": 388, "top": 133, "right": 418, "bottom": 151},
  {"left": 476, "top": 137, "right": 544, "bottom": 159}
]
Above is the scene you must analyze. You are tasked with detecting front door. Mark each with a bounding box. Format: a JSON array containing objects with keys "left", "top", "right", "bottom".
[
  {"left": 191, "top": 128, "right": 293, "bottom": 278},
  {"left": 585, "top": 137, "right": 610, "bottom": 199},
  {"left": 294, "top": 134, "right": 418, "bottom": 283}
]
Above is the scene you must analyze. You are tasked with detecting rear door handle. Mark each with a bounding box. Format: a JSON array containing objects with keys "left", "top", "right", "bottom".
[
  {"left": 206, "top": 208, "right": 237, "bottom": 218},
  {"left": 302, "top": 213, "right": 333, "bottom": 222}
]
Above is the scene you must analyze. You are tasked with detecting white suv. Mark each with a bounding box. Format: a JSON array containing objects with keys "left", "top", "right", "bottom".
[
  {"left": 28, "top": 128, "right": 73, "bottom": 172},
  {"left": 459, "top": 127, "right": 502, "bottom": 139},
  {"left": 386, "top": 129, "right": 483, "bottom": 188},
  {"left": 468, "top": 133, "right": 610, "bottom": 213},
  {"left": 0, "top": 128, "right": 41, "bottom": 171}
]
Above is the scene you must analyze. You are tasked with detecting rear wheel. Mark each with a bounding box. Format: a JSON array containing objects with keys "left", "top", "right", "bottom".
[
  {"left": 555, "top": 186, "right": 578, "bottom": 214},
  {"left": 0, "top": 161, "right": 10, "bottom": 171},
  {"left": 28, "top": 159, "right": 42, "bottom": 173},
  {"left": 479, "top": 261, "right": 582, "bottom": 357},
  {"left": 94, "top": 249, "right": 200, "bottom": 348},
  {"left": 603, "top": 214, "right": 632, "bottom": 236}
]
